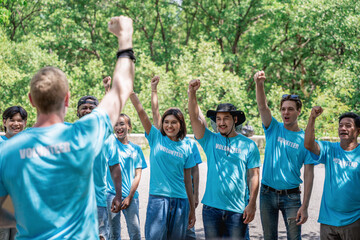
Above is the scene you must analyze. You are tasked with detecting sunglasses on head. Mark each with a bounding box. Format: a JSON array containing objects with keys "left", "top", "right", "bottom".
[{"left": 282, "top": 94, "right": 300, "bottom": 100}]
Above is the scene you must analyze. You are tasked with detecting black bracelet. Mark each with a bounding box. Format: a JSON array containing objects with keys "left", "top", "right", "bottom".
[{"left": 116, "top": 48, "right": 136, "bottom": 63}]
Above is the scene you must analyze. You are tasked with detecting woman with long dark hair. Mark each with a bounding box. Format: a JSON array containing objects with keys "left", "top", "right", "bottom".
[{"left": 130, "top": 92, "right": 196, "bottom": 240}]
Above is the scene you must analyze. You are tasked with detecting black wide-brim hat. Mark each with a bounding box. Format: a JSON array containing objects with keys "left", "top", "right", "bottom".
[{"left": 206, "top": 103, "right": 246, "bottom": 127}]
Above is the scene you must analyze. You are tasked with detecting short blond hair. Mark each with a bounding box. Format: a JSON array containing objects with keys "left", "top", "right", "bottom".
[{"left": 30, "top": 67, "right": 69, "bottom": 113}]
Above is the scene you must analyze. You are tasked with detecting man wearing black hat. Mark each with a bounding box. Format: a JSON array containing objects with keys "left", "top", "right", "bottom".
[
  {"left": 254, "top": 71, "right": 315, "bottom": 240},
  {"left": 77, "top": 91, "right": 122, "bottom": 240},
  {"left": 188, "top": 79, "right": 260, "bottom": 239}
]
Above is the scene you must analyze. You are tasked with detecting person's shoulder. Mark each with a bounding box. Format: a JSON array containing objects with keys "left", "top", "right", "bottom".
[
  {"left": 129, "top": 141, "right": 141, "bottom": 150},
  {"left": 236, "top": 133, "right": 257, "bottom": 146}
]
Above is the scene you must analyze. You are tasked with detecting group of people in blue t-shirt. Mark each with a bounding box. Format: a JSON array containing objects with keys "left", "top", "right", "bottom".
[{"left": 0, "top": 16, "right": 359, "bottom": 240}]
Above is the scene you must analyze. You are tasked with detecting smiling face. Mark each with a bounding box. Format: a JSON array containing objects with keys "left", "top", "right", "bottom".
[
  {"left": 114, "top": 116, "right": 131, "bottom": 141},
  {"left": 338, "top": 117, "right": 360, "bottom": 141},
  {"left": 3, "top": 113, "right": 27, "bottom": 138},
  {"left": 77, "top": 100, "right": 96, "bottom": 118},
  {"left": 162, "top": 114, "right": 181, "bottom": 141},
  {"left": 216, "top": 112, "right": 237, "bottom": 136},
  {"left": 280, "top": 100, "right": 301, "bottom": 128}
]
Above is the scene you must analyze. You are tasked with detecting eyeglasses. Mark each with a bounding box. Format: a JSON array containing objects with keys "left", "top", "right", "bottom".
[{"left": 282, "top": 94, "right": 300, "bottom": 100}]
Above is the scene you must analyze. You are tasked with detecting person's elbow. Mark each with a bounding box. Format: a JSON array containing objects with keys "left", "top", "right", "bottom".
[{"left": 304, "top": 141, "right": 313, "bottom": 152}]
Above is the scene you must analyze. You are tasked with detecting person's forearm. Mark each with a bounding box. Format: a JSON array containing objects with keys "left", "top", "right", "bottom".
[
  {"left": 302, "top": 164, "right": 314, "bottom": 208},
  {"left": 184, "top": 169, "right": 195, "bottom": 211},
  {"left": 130, "top": 93, "right": 152, "bottom": 134},
  {"left": 110, "top": 164, "right": 122, "bottom": 198},
  {"left": 255, "top": 81, "right": 268, "bottom": 111},
  {"left": 191, "top": 165, "right": 200, "bottom": 199},
  {"left": 128, "top": 169, "right": 142, "bottom": 199},
  {"left": 248, "top": 168, "right": 260, "bottom": 207},
  {"left": 188, "top": 91, "right": 200, "bottom": 122},
  {"left": 151, "top": 90, "right": 161, "bottom": 129},
  {"left": 304, "top": 116, "right": 316, "bottom": 150}
]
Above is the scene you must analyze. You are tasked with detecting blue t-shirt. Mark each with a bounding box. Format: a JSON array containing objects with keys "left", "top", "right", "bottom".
[
  {"left": 310, "top": 141, "right": 360, "bottom": 227},
  {"left": 0, "top": 135, "right": 8, "bottom": 143},
  {"left": 146, "top": 126, "right": 196, "bottom": 198},
  {"left": 106, "top": 139, "right": 147, "bottom": 198},
  {"left": 184, "top": 137, "right": 202, "bottom": 165},
  {"left": 0, "top": 108, "right": 112, "bottom": 239},
  {"left": 94, "top": 134, "right": 120, "bottom": 207},
  {"left": 262, "top": 117, "right": 315, "bottom": 190},
  {"left": 197, "top": 128, "right": 260, "bottom": 213}
]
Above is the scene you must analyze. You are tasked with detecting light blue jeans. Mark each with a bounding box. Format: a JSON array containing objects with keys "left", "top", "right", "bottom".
[
  {"left": 260, "top": 184, "right": 302, "bottom": 240},
  {"left": 202, "top": 204, "right": 249, "bottom": 239},
  {"left": 98, "top": 206, "right": 109, "bottom": 240},
  {"left": 106, "top": 193, "right": 141, "bottom": 240},
  {"left": 145, "top": 195, "right": 189, "bottom": 240}
]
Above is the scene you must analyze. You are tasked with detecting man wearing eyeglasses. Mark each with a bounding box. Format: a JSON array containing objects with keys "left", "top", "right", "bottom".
[{"left": 254, "top": 71, "right": 315, "bottom": 240}]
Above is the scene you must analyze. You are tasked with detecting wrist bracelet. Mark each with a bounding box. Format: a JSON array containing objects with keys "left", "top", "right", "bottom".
[{"left": 116, "top": 48, "right": 136, "bottom": 63}]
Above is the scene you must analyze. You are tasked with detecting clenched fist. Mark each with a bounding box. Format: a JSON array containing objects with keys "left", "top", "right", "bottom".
[
  {"left": 188, "top": 79, "right": 201, "bottom": 93},
  {"left": 254, "top": 71, "right": 266, "bottom": 84},
  {"left": 151, "top": 76, "right": 160, "bottom": 91}
]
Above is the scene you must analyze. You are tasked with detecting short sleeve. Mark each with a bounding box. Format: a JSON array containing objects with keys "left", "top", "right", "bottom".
[
  {"left": 196, "top": 127, "right": 213, "bottom": 151},
  {"left": 107, "top": 135, "right": 120, "bottom": 167},
  {"left": 304, "top": 146, "right": 319, "bottom": 165},
  {"left": 73, "top": 108, "right": 113, "bottom": 158},
  {"left": 145, "top": 125, "right": 161, "bottom": 148},
  {"left": 191, "top": 141, "right": 202, "bottom": 165},
  {"left": 135, "top": 145, "right": 147, "bottom": 169},
  {"left": 246, "top": 142, "right": 261, "bottom": 169},
  {"left": 309, "top": 140, "right": 327, "bottom": 164},
  {"left": 263, "top": 117, "right": 279, "bottom": 136},
  {"left": 184, "top": 145, "right": 196, "bottom": 169}
]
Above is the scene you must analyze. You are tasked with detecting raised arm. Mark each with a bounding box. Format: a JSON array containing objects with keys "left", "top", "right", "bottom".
[
  {"left": 151, "top": 76, "right": 162, "bottom": 129},
  {"left": 188, "top": 79, "right": 206, "bottom": 139},
  {"left": 130, "top": 92, "right": 152, "bottom": 135},
  {"left": 254, "top": 71, "right": 272, "bottom": 128},
  {"left": 304, "top": 106, "right": 323, "bottom": 155},
  {"left": 98, "top": 16, "right": 134, "bottom": 126},
  {"left": 243, "top": 167, "right": 260, "bottom": 224}
]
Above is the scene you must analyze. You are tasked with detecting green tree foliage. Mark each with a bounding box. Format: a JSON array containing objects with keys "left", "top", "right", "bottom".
[{"left": 0, "top": 0, "right": 359, "bottom": 137}]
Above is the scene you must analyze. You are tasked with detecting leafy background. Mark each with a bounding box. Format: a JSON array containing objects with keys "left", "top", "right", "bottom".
[{"left": 1, "top": 0, "right": 359, "bottom": 137}]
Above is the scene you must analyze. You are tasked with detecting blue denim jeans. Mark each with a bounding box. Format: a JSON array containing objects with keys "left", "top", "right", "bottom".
[
  {"left": 260, "top": 184, "right": 302, "bottom": 240},
  {"left": 106, "top": 193, "right": 141, "bottom": 240},
  {"left": 98, "top": 206, "right": 109, "bottom": 240},
  {"left": 202, "top": 205, "right": 249, "bottom": 240},
  {"left": 145, "top": 195, "right": 189, "bottom": 240},
  {"left": 185, "top": 226, "right": 196, "bottom": 240}
]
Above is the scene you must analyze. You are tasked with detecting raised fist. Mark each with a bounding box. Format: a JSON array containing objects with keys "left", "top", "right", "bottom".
[
  {"left": 103, "top": 76, "right": 112, "bottom": 92},
  {"left": 189, "top": 79, "right": 201, "bottom": 92},
  {"left": 310, "top": 106, "right": 323, "bottom": 119},
  {"left": 108, "top": 16, "right": 133, "bottom": 46},
  {"left": 254, "top": 71, "right": 266, "bottom": 84},
  {"left": 151, "top": 76, "right": 160, "bottom": 91}
]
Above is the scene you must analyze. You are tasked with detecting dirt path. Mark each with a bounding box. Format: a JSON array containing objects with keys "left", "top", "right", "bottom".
[{"left": 121, "top": 161, "right": 325, "bottom": 239}]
